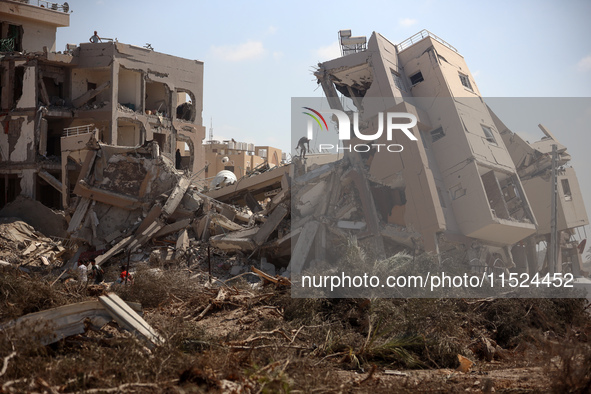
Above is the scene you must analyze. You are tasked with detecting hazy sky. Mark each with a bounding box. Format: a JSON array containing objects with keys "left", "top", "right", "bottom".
[{"left": 55, "top": 0, "right": 591, "bottom": 253}]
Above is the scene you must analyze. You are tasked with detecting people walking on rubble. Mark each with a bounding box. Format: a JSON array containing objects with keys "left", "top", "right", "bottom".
[
  {"left": 89, "top": 31, "right": 102, "bottom": 43},
  {"left": 89, "top": 259, "right": 104, "bottom": 284}
]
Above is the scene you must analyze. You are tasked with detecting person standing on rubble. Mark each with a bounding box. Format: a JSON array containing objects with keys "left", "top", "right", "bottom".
[
  {"left": 89, "top": 31, "right": 102, "bottom": 43},
  {"left": 77, "top": 260, "right": 88, "bottom": 284},
  {"left": 89, "top": 259, "right": 104, "bottom": 284}
]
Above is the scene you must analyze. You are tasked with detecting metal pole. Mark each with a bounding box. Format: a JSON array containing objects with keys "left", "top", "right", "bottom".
[
  {"left": 208, "top": 244, "right": 212, "bottom": 283},
  {"left": 549, "top": 145, "right": 558, "bottom": 275},
  {"left": 124, "top": 250, "right": 130, "bottom": 285}
]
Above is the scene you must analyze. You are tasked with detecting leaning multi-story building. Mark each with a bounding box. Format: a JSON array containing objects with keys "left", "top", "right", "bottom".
[
  {"left": 0, "top": 0, "right": 205, "bottom": 210},
  {"left": 314, "top": 30, "right": 550, "bottom": 269}
]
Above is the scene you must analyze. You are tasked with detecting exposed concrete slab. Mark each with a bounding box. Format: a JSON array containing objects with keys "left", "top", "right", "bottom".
[
  {"left": 162, "top": 177, "right": 190, "bottom": 217},
  {"left": 175, "top": 229, "right": 189, "bottom": 259},
  {"left": 98, "top": 293, "right": 164, "bottom": 346},
  {"left": 253, "top": 203, "right": 288, "bottom": 246},
  {"left": 75, "top": 180, "right": 143, "bottom": 210},
  {"left": 153, "top": 218, "right": 191, "bottom": 239},
  {"left": 38, "top": 170, "right": 63, "bottom": 194},
  {"left": 290, "top": 220, "right": 319, "bottom": 275},
  {"left": 1, "top": 298, "right": 144, "bottom": 346}
]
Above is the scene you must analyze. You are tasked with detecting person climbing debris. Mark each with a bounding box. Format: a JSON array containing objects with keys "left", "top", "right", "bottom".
[{"left": 296, "top": 136, "right": 310, "bottom": 159}]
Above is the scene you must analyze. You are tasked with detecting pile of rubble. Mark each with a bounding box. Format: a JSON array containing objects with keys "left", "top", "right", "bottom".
[
  {"left": 0, "top": 134, "right": 435, "bottom": 283},
  {"left": 59, "top": 138, "right": 293, "bottom": 279},
  {"left": 0, "top": 218, "right": 71, "bottom": 270}
]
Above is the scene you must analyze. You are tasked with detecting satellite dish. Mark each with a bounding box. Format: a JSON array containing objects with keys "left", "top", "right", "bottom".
[
  {"left": 62, "top": 2, "right": 69, "bottom": 12},
  {"left": 221, "top": 156, "right": 229, "bottom": 164}
]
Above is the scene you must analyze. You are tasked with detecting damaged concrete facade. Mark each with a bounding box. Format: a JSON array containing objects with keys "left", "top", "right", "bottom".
[
  {"left": 0, "top": 0, "right": 205, "bottom": 210},
  {"left": 312, "top": 30, "right": 586, "bottom": 273},
  {"left": 490, "top": 112, "right": 589, "bottom": 275}
]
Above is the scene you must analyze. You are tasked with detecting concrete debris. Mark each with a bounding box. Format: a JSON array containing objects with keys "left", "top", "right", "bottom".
[
  {"left": 0, "top": 293, "right": 162, "bottom": 347},
  {"left": 98, "top": 293, "right": 165, "bottom": 346},
  {"left": 0, "top": 218, "right": 72, "bottom": 269}
]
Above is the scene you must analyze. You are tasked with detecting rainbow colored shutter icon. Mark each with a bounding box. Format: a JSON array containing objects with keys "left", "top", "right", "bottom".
[{"left": 302, "top": 107, "right": 328, "bottom": 131}]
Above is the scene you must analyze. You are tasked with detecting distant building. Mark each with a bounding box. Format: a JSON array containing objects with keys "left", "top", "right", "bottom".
[
  {"left": 203, "top": 140, "right": 281, "bottom": 180},
  {"left": 0, "top": 0, "right": 205, "bottom": 209}
]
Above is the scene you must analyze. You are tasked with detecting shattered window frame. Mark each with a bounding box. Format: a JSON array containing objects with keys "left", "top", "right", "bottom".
[
  {"left": 481, "top": 125, "right": 497, "bottom": 145},
  {"left": 390, "top": 69, "right": 406, "bottom": 92},
  {"left": 430, "top": 126, "right": 445, "bottom": 142},
  {"left": 409, "top": 71, "right": 424, "bottom": 86},
  {"left": 459, "top": 72, "right": 473, "bottom": 91},
  {"left": 561, "top": 179, "right": 572, "bottom": 201}
]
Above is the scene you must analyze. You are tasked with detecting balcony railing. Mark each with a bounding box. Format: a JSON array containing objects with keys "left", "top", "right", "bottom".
[
  {"left": 63, "top": 124, "right": 94, "bottom": 137},
  {"left": 397, "top": 30, "right": 458, "bottom": 53},
  {"left": 10, "top": 0, "right": 70, "bottom": 12}
]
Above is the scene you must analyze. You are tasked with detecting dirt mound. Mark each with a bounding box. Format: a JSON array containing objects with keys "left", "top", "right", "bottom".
[{"left": 0, "top": 195, "right": 67, "bottom": 238}]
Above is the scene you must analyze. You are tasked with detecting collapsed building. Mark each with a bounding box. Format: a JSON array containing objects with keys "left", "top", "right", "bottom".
[
  {"left": 0, "top": 0, "right": 205, "bottom": 211},
  {"left": 492, "top": 114, "right": 589, "bottom": 275},
  {"left": 0, "top": 0, "right": 587, "bottom": 287},
  {"left": 306, "top": 29, "right": 588, "bottom": 275}
]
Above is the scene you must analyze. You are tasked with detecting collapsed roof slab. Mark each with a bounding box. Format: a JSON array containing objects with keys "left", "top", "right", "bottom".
[{"left": 205, "top": 165, "right": 290, "bottom": 205}]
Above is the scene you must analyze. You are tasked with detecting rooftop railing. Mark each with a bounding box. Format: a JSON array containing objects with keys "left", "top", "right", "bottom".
[
  {"left": 397, "top": 29, "right": 458, "bottom": 53},
  {"left": 10, "top": 0, "right": 70, "bottom": 12}
]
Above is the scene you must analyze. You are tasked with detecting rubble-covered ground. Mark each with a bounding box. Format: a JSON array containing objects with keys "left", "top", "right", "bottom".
[
  {"left": 0, "top": 243, "right": 590, "bottom": 392},
  {"left": 0, "top": 145, "right": 590, "bottom": 392}
]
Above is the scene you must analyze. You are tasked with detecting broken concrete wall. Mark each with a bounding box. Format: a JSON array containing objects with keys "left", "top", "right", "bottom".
[
  {"left": 71, "top": 68, "right": 112, "bottom": 107},
  {"left": 16, "top": 63, "right": 36, "bottom": 109},
  {"left": 73, "top": 42, "right": 206, "bottom": 174},
  {"left": 523, "top": 167, "right": 589, "bottom": 234},
  {"left": 0, "top": 115, "right": 35, "bottom": 162}
]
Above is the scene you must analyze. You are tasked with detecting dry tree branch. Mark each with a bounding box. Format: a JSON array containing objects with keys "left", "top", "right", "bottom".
[{"left": 0, "top": 351, "right": 16, "bottom": 377}]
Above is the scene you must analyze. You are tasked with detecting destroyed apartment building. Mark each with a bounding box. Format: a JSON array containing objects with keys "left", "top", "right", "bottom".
[
  {"left": 0, "top": 0, "right": 293, "bottom": 276},
  {"left": 294, "top": 29, "right": 589, "bottom": 278},
  {"left": 0, "top": 0, "right": 205, "bottom": 212}
]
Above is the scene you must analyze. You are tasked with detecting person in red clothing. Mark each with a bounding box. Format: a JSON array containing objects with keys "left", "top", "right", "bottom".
[{"left": 116, "top": 265, "right": 133, "bottom": 284}]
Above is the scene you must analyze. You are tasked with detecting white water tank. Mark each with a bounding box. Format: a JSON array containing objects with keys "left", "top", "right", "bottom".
[{"left": 210, "top": 170, "right": 237, "bottom": 188}]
